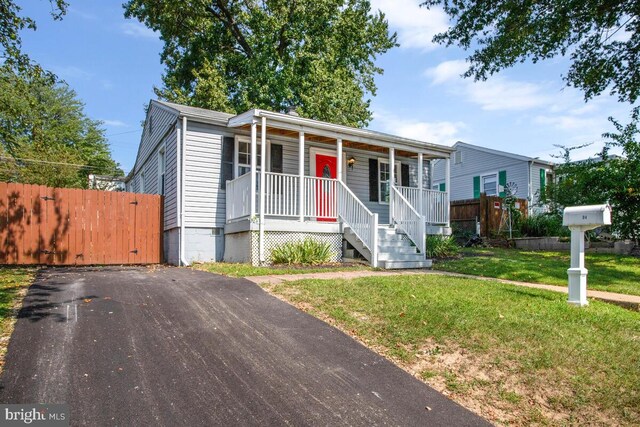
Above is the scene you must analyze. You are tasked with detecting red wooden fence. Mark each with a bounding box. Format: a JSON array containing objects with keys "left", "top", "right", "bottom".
[{"left": 0, "top": 182, "right": 162, "bottom": 265}]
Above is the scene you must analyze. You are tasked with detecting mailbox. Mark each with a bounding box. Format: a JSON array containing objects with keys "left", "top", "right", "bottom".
[
  {"left": 563, "top": 204, "right": 612, "bottom": 230},
  {"left": 562, "top": 204, "right": 612, "bottom": 307}
]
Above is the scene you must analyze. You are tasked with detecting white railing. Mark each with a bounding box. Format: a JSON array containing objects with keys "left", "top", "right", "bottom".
[
  {"left": 304, "top": 176, "right": 338, "bottom": 220},
  {"left": 264, "top": 172, "right": 300, "bottom": 217},
  {"left": 337, "top": 181, "right": 378, "bottom": 267},
  {"left": 424, "top": 188, "right": 448, "bottom": 225},
  {"left": 396, "top": 186, "right": 448, "bottom": 225},
  {"left": 391, "top": 186, "right": 425, "bottom": 255},
  {"left": 226, "top": 173, "right": 252, "bottom": 221}
]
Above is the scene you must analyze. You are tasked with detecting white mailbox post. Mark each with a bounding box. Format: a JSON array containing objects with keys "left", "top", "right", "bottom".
[{"left": 562, "top": 204, "right": 612, "bottom": 306}]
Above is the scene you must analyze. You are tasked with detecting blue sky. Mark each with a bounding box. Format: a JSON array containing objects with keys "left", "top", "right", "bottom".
[{"left": 19, "top": 0, "right": 632, "bottom": 173}]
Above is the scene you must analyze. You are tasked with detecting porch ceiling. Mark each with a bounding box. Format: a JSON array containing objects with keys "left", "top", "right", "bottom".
[{"left": 236, "top": 124, "right": 441, "bottom": 159}]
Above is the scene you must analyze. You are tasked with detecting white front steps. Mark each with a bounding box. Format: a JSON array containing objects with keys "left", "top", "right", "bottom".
[{"left": 343, "top": 225, "right": 432, "bottom": 269}]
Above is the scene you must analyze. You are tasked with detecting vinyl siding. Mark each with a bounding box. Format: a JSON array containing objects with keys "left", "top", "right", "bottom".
[
  {"left": 126, "top": 103, "right": 180, "bottom": 230},
  {"left": 433, "top": 144, "right": 531, "bottom": 201},
  {"left": 183, "top": 121, "right": 230, "bottom": 228}
]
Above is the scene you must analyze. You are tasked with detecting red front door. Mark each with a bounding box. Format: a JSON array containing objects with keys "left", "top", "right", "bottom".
[{"left": 315, "top": 154, "right": 337, "bottom": 222}]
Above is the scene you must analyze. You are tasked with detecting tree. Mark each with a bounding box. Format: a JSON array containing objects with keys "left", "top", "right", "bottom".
[
  {"left": 0, "top": 67, "right": 123, "bottom": 188},
  {"left": 123, "top": 0, "right": 397, "bottom": 127},
  {"left": 422, "top": 0, "right": 640, "bottom": 104},
  {"left": 0, "top": 0, "right": 68, "bottom": 76},
  {"left": 542, "top": 109, "right": 640, "bottom": 242}
]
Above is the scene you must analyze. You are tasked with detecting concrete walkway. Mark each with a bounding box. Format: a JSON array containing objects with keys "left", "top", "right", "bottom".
[{"left": 248, "top": 269, "right": 640, "bottom": 311}]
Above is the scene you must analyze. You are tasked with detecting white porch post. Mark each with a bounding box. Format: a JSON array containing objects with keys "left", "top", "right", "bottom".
[
  {"left": 445, "top": 157, "right": 451, "bottom": 228},
  {"left": 388, "top": 147, "right": 395, "bottom": 225},
  {"left": 259, "top": 116, "right": 267, "bottom": 263},
  {"left": 336, "top": 138, "right": 343, "bottom": 182},
  {"left": 250, "top": 120, "right": 257, "bottom": 217},
  {"left": 298, "top": 132, "right": 305, "bottom": 221},
  {"left": 418, "top": 152, "right": 424, "bottom": 215}
]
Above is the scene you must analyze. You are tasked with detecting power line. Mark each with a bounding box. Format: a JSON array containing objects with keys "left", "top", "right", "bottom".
[
  {"left": 0, "top": 155, "right": 100, "bottom": 170},
  {"left": 105, "top": 129, "right": 141, "bottom": 137}
]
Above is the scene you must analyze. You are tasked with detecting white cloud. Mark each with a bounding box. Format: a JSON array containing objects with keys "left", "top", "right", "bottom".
[
  {"left": 371, "top": 110, "right": 464, "bottom": 145},
  {"left": 102, "top": 120, "right": 128, "bottom": 127},
  {"left": 533, "top": 115, "right": 596, "bottom": 131},
  {"left": 467, "top": 78, "right": 554, "bottom": 111},
  {"left": 370, "top": 0, "right": 449, "bottom": 50},
  {"left": 424, "top": 59, "right": 467, "bottom": 85},
  {"left": 121, "top": 21, "right": 158, "bottom": 39}
]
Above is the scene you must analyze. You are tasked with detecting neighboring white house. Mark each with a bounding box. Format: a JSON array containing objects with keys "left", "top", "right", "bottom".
[
  {"left": 431, "top": 142, "right": 554, "bottom": 211},
  {"left": 88, "top": 174, "right": 126, "bottom": 191},
  {"left": 126, "top": 100, "right": 455, "bottom": 269}
]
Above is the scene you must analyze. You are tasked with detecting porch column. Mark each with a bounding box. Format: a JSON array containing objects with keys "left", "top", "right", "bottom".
[
  {"left": 259, "top": 116, "right": 267, "bottom": 262},
  {"left": 445, "top": 157, "right": 451, "bottom": 228},
  {"left": 418, "top": 152, "right": 424, "bottom": 216},
  {"left": 336, "top": 138, "right": 343, "bottom": 182},
  {"left": 388, "top": 147, "right": 395, "bottom": 225},
  {"left": 250, "top": 120, "right": 257, "bottom": 217},
  {"left": 298, "top": 132, "right": 305, "bottom": 222}
]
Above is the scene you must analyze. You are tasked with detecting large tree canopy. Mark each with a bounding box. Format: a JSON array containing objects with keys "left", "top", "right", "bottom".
[
  {"left": 422, "top": 0, "right": 640, "bottom": 104},
  {"left": 0, "top": 0, "right": 68, "bottom": 75},
  {"left": 124, "top": 0, "right": 397, "bottom": 127},
  {"left": 0, "top": 67, "right": 123, "bottom": 188}
]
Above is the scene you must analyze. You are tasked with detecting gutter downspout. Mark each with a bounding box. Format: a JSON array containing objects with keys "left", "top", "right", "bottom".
[{"left": 180, "top": 116, "right": 189, "bottom": 266}]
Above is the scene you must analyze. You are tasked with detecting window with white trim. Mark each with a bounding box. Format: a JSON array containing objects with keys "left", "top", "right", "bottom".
[
  {"left": 235, "top": 137, "right": 269, "bottom": 177},
  {"left": 158, "top": 148, "right": 165, "bottom": 195},
  {"left": 378, "top": 159, "right": 400, "bottom": 204},
  {"left": 481, "top": 173, "right": 498, "bottom": 196}
]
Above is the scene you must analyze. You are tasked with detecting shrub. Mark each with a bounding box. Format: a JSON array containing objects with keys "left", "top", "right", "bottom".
[
  {"left": 425, "top": 235, "right": 460, "bottom": 259},
  {"left": 271, "top": 238, "right": 335, "bottom": 265},
  {"left": 519, "top": 214, "right": 570, "bottom": 237}
]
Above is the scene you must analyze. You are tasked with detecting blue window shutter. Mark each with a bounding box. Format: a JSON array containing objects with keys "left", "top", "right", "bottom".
[{"left": 439, "top": 182, "right": 446, "bottom": 192}]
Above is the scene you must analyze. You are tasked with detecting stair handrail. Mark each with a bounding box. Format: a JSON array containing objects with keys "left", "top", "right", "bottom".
[
  {"left": 391, "top": 185, "right": 426, "bottom": 255},
  {"left": 337, "top": 181, "right": 378, "bottom": 267}
]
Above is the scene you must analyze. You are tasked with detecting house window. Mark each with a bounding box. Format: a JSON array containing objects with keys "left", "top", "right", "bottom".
[
  {"left": 454, "top": 151, "right": 462, "bottom": 164},
  {"left": 158, "top": 148, "right": 165, "bottom": 195},
  {"left": 140, "top": 171, "right": 145, "bottom": 193},
  {"left": 481, "top": 173, "right": 498, "bottom": 196},
  {"left": 432, "top": 182, "right": 441, "bottom": 191},
  {"left": 378, "top": 159, "right": 400, "bottom": 204},
  {"left": 236, "top": 137, "right": 263, "bottom": 177}
]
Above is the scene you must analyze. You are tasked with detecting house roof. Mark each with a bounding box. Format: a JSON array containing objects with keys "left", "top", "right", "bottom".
[
  {"left": 453, "top": 141, "right": 555, "bottom": 166},
  {"left": 148, "top": 100, "right": 454, "bottom": 158},
  {"left": 154, "top": 100, "right": 235, "bottom": 125},
  {"left": 228, "top": 108, "right": 455, "bottom": 157}
]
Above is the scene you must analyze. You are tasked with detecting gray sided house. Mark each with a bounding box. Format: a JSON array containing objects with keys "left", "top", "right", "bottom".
[
  {"left": 126, "top": 100, "right": 454, "bottom": 269},
  {"left": 431, "top": 142, "right": 554, "bottom": 212}
]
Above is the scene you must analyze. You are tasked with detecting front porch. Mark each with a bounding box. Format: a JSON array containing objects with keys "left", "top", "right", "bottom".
[{"left": 224, "top": 109, "right": 453, "bottom": 268}]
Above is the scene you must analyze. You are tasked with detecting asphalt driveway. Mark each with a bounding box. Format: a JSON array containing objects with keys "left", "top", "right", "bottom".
[{"left": 0, "top": 266, "right": 489, "bottom": 426}]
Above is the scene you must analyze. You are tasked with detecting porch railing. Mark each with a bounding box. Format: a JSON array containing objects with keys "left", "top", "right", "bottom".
[
  {"left": 226, "top": 173, "right": 252, "bottom": 221},
  {"left": 396, "top": 186, "right": 448, "bottom": 225},
  {"left": 337, "top": 181, "right": 378, "bottom": 265},
  {"left": 304, "top": 176, "right": 338, "bottom": 219},
  {"left": 391, "top": 186, "right": 426, "bottom": 255},
  {"left": 264, "top": 172, "right": 300, "bottom": 217}
]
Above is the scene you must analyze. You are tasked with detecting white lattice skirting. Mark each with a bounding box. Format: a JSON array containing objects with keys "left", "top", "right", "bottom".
[{"left": 250, "top": 231, "right": 343, "bottom": 266}]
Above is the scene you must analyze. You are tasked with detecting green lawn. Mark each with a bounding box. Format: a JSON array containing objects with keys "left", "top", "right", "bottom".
[
  {"left": 0, "top": 267, "right": 35, "bottom": 372},
  {"left": 266, "top": 274, "right": 640, "bottom": 425},
  {"left": 434, "top": 248, "right": 640, "bottom": 296},
  {"left": 192, "top": 262, "right": 370, "bottom": 277}
]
